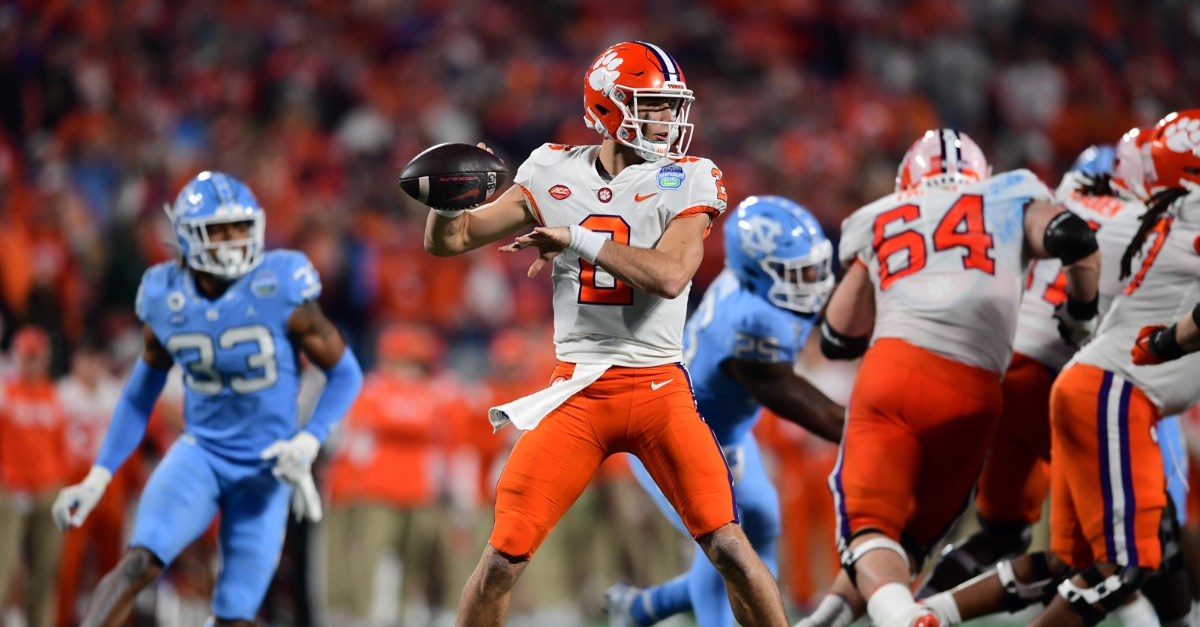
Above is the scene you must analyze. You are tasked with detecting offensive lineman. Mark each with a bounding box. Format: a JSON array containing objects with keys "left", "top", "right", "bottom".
[
  {"left": 424, "top": 42, "right": 789, "bottom": 627},
  {"left": 799, "top": 129, "right": 1101, "bottom": 627},
  {"left": 51, "top": 172, "right": 363, "bottom": 627},
  {"left": 920, "top": 110, "right": 1200, "bottom": 627},
  {"left": 605, "top": 196, "right": 846, "bottom": 627}
]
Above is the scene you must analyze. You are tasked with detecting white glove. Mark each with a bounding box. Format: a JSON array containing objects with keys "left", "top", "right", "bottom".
[
  {"left": 52, "top": 466, "right": 112, "bottom": 531},
  {"left": 261, "top": 431, "right": 323, "bottom": 523},
  {"left": 1053, "top": 301, "right": 1098, "bottom": 347}
]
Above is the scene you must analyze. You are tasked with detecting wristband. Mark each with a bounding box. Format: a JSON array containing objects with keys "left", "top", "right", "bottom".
[
  {"left": 1150, "top": 324, "right": 1186, "bottom": 361},
  {"left": 433, "top": 208, "right": 467, "bottom": 219},
  {"left": 1192, "top": 302, "right": 1200, "bottom": 329},
  {"left": 1066, "top": 296, "right": 1099, "bottom": 321},
  {"left": 819, "top": 319, "right": 869, "bottom": 360},
  {"left": 567, "top": 224, "right": 607, "bottom": 264}
]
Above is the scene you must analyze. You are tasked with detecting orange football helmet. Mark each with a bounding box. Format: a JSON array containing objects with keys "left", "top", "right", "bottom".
[
  {"left": 1112, "top": 126, "right": 1154, "bottom": 200},
  {"left": 895, "top": 129, "right": 989, "bottom": 193},
  {"left": 1143, "top": 110, "right": 1200, "bottom": 195},
  {"left": 583, "top": 41, "right": 693, "bottom": 161}
]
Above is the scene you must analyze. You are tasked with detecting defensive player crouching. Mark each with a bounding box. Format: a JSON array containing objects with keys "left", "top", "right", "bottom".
[
  {"left": 424, "top": 42, "right": 789, "bottom": 627},
  {"left": 52, "top": 172, "right": 363, "bottom": 627},
  {"left": 797, "top": 130, "right": 1101, "bottom": 627},
  {"left": 605, "top": 196, "right": 846, "bottom": 627},
  {"left": 921, "top": 110, "right": 1200, "bottom": 627}
]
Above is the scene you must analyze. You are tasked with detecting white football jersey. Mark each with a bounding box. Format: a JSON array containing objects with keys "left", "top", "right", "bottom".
[
  {"left": 839, "top": 169, "right": 1054, "bottom": 374},
  {"left": 512, "top": 143, "right": 727, "bottom": 367},
  {"left": 1012, "top": 171, "right": 1146, "bottom": 370},
  {"left": 1072, "top": 193, "right": 1200, "bottom": 415}
]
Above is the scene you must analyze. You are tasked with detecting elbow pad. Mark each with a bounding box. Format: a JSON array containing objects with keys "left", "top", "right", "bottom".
[
  {"left": 820, "top": 319, "right": 869, "bottom": 360},
  {"left": 1043, "top": 212, "right": 1098, "bottom": 265}
]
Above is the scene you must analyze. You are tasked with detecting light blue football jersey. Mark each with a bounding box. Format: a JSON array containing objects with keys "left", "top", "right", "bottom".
[
  {"left": 682, "top": 269, "right": 816, "bottom": 444},
  {"left": 136, "top": 250, "right": 322, "bottom": 461}
]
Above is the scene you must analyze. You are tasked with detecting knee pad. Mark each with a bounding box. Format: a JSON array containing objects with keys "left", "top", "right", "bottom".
[
  {"left": 996, "top": 552, "right": 1064, "bottom": 612},
  {"left": 1057, "top": 564, "right": 1148, "bottom": 627},
  {"left": 841, "top": 534, "right": 911, "bottom": 589}
]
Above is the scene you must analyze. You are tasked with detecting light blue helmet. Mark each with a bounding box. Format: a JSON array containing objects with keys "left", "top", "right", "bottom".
[
  {"left": 166, "top": 171, "right": 265, "bottom": 280},
  {"left": 723, "top": 195, "right": 833, "bottom": 314},
  {"left": 1070, "top": 144, "right": 1116, "bottom": 177}
]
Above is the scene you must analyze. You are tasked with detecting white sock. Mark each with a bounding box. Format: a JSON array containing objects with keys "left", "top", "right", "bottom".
[
  {"left": 921, "top": 592, "right": 962, "bottom": 626},
  {"left": 1113, "top": 594, "right": 1160, "bottom": 627},
  {"left": 868, "top": 582, "right": 926, "bottom": 627},
  {"left": 794, "top": 594, "right": 854, "bottom": 627}
]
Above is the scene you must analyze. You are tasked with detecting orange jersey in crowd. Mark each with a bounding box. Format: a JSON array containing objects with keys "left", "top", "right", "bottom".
[
  {"left": 0, "top": 377, "right": 68, "bottom": 492},
  {"left": 328, "top": 372, "right": 466, "bottom": 507}
]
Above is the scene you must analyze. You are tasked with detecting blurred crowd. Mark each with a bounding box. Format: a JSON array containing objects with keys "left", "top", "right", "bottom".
[{"left": 2, "top": 0, "right": 1200, "bottom": 625}]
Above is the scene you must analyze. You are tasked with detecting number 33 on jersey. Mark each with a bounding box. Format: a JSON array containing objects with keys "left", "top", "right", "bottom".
[
  {"left": 838, "top": 169, "right": 1055, "bottom": 373},
  {"left": 134, "top": 250, "right": 322, "bottom": 460},
  {"left": 511, "top": 143, "right": 726, "bottom": 366}
]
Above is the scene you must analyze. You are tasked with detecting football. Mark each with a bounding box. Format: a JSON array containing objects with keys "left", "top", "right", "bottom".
[{"left": 398, "top": 143, "right": 508, "bottom": 210}]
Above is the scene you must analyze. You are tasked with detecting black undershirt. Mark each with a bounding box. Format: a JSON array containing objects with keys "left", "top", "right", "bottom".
[{"left": 595, "top": 157, "right": 613, "bottom": 183}]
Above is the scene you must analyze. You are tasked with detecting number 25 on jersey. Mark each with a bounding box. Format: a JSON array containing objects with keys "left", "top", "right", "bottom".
[{"left": 872, "top": 194, "right": 995, "bottom": 289}]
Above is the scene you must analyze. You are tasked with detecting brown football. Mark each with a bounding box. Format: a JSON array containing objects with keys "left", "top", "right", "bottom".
[{"left": 398, "top": 143, "right": 508, "bottom": 210}]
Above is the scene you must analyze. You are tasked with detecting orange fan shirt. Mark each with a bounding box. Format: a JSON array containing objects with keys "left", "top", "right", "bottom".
[
  {"left": 328, "top": 373, "right": 461, "bottom": 508},
  {"left": 0, "top": 377, "right": 68, "bottom": 492}
]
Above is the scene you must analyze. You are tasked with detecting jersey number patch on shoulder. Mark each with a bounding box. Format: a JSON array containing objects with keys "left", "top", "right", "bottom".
[
  {"left": 872, "top": 194, "right": 995, "bottom": 290},
  {"left": 578, "top": 215, "right": 633, "bottom": 305},
  {"left": 166, "top": 325, "right": 279, "bottom": 395}
]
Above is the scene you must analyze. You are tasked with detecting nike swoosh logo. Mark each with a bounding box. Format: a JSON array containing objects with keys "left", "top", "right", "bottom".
[
  {"left": 635, "top": 192, "right": 657, "bottom": 202},
  {"left": 650, "top": 379, "right": 673, "bottom": 390}
]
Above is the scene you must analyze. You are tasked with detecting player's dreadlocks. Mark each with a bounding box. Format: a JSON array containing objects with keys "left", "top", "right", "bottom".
[{"left": 1120, "top": 187, "right": 1190, "bottom": 279}]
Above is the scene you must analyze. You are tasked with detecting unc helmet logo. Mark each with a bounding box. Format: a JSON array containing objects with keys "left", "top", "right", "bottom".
[{"left": 739, "top": 215, "right": 783, "bottom": 257}]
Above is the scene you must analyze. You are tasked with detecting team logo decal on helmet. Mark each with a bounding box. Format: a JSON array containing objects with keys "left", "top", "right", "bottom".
[
  {"left": 723, "top": 196, "right": 834, "bottom": 314},
  {"left": 583, "top": 41, "right": 695, "bottom": 162},
  {"left": 1143, "top": 110, "right": 1200, "bottom": 195}
]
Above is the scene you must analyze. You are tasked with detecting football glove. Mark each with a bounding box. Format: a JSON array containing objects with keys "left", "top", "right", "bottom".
[
  {"left": 1053, "top": 300, "right": 1097, "bottom": 347},
  {"left": 261, "top": 431, "right": 323, "bottom": 523},
  {"left": 1131, "top": 325, "right": 1185, "bottom": 366},
  {"left": 52, "top": 466, "right": 112, "bottom": 531}
]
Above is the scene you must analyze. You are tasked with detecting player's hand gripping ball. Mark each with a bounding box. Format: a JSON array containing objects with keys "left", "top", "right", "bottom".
[
  {"left": 399, "top": 143, "right": 508, "bottom": 210},
  {"left": 1132, "top": 324, "right": 1172, "bottom": 365}
]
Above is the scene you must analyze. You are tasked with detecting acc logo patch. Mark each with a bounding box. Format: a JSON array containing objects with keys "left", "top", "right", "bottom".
[
  {"left": 251, "top": 271, "right": 280, "bottom": 298},
  {"left": 549, "top": 185, "right": 572, "bottom": 200},
  {"left": 598, "top": 187, "right": 613, "bottom": 203},
  {"left": 657, "top": 164, "right": 685, "bottom": 189},
  {"left": 739, "top": 215, "right": 783, "bottom": 256},
  {"left": 167, "top": 291, "right": 186, "bottom": 312}
]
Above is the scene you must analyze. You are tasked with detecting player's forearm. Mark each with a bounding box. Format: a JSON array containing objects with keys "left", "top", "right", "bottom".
[
  {"left": 424, "top": 186, "right": 533, "bottom": 256},
  {"left": 424, "top": 211, "right": 477, "bottom": 257},
  {"left": 1062, "top": 250, "right": 1100, "bottom": 305},
  {"left": 757, "top": 379, "right": 845, "bottom": 443},
  {"left": 1175, "top": 303, "right": 1200, "bottom": 353},
  {"left": 594, "top": 241, "right": 700, "bottom": 299},
  {"left": 94, "top": 359, "right": 169, "bottom": 473}
]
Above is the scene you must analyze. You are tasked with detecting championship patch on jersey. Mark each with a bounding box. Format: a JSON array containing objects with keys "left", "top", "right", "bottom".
[
  {"left": 657, "top": 164, "right": 685, "bottom": 189},
  {"left": 251, "top": 272, "right": 280, "bottom": 298},
  {"left": 549, "top": 184, "right": 571, "bottom": 200}
]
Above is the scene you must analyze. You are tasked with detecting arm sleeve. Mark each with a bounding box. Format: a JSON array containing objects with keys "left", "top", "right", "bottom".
[
  {"left": 301, "top": 347, "right": 364, "bottom": 444},
  {"left": 94, "top": 359, "right": 170, "bottom": 473}
]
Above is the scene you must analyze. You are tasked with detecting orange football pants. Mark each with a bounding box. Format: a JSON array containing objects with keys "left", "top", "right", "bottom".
[
  {"left": 831, "top": 339, "right": 1002, "bottom": 554},
  {"left": 1050, "top": 364, "right": 1165, "bottom": 569},
  {"left": 490, "top": 362, "right": 736, "bottom": 559},
  {"left": 975, "top": 352, "right": 1055, "bottom": 525}
]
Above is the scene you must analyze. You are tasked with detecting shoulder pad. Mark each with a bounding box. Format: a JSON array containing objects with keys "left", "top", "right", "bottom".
[
  {"left": 679, "top": 157, "right": 727, "bottom": 215},
  {"left": 262, "top": 250, "right": 322, "bottom": 308},
  {"left": 981, "top": 169, "right": 1055, "bottom": 205},
  {"left": 135, "top": 262, "right": 182, "bottom": 322},
  {"left": 837, "top": 200, "right": 890, "bottom": 267}
]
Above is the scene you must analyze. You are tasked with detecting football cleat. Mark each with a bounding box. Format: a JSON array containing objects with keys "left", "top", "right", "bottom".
[{"left": 603, "top": 582, "right": 644, "bottom": 627}]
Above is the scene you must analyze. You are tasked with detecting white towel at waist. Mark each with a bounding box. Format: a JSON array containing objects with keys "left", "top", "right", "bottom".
[{"left": 488, "top": 363, "right": 610, "bottom": 432}]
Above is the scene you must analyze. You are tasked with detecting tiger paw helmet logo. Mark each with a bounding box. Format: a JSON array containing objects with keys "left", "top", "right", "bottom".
[
  {"left": 739, "top": 216, "right": 783, "bottom": 256},
  {"left": 1164, "top": 116, "right": 1200, "bottom": 156},
  {"left": 588, "top": 52, "right": 623, "bottom": 93}
]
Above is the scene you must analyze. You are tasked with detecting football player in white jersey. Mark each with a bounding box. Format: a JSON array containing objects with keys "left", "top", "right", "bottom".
[
  {"left": 918, "top": 130, "right": 1152, "bottom": 597},
  {"left": 424, "top": 41, "right": 788, "bottom": 627},
  {"left": 797, "top": 129, "right": 1101, "bottom": 627},
  {"left": 920, "top": 110, "right": 1200, "bottom": 627}
]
